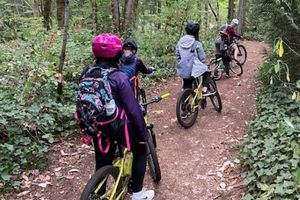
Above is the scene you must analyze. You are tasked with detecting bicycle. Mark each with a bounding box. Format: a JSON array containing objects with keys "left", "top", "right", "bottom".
[
  {"left": 228, "top": 39, "right": 247, "bottom": 65},
  {"left": 176, "top": 76, "right": 222, "bottom": 128},
  {"left": 80, "top": 92, "right": 170, "bottom": 200},
  {"left": 208, "top": 56, "right": 243, "bottom": 80}
]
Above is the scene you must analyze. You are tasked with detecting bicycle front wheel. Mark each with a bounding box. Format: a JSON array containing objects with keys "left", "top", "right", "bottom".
[
  {"left": 176, "top": 89, "right": 199, "bottom": 128},
  {"left": 147, "top": 130, "right": 161, "bottom": 183},
  {"left": 230, "top": 59, "right": 243, "bottom": 76},
  {"left": 137, "top": 88, "right": 147, "bottom": 116},
  {"left": 80, "top": 166, "right": 121, "bottom": 200},
  {"left": 208, "top": 59, "right": 222, "bottom": 81},
  {"left": 236, "top": 44, "right": 247, "bottom": 65},
  {"left": 208, "top": 79, "right": 222, "bottom": 112}
]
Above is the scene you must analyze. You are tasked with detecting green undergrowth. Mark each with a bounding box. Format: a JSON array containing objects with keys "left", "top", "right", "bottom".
[{"left": 241, "top": 85, "right": 300, "bottom": 199}]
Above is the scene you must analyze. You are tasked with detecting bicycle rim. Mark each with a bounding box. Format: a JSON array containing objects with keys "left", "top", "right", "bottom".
[
  {"left": 236, "top": 45, "right": 247, "bottom": 65},
  {"left": 147, "top": 132, "right": 161, "bottom": 183},
  {"left": 209, "top": 59, "right": 222, "bottom": 80},
  {"left": 230, "top": 59, "right": 243, "bottom": 76},
  {"left": 80, "top": 166, "right": 123, "bottom": 200},
  {"left": 176, "top": 89, "right": 199, "bottom": 128},
  {"left": 208, "top": 80, "right": 222, "bottom": 112}
]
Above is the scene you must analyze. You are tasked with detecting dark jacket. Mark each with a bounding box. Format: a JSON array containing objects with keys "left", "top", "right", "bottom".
[{"left": 120, "top": 54, "right": 153, "bottom": 78}]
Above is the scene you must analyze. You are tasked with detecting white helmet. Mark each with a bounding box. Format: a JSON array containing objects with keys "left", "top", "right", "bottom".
[{"left": 231, "top": 18, "right": 239, "bottom": 25}]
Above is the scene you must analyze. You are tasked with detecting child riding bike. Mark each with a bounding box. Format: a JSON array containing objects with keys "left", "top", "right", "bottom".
[
  {"left": 176, "top": 20, "right": 211, "bottom": 93},
  {"left": 215, "top": 18, "right": 243, "bottom": 77},
  {"left": 77, "top": 33, "right": 155, "bottom": 200},
  {"left": 120, "top": 38, "right": 154, "bottom": 97}
]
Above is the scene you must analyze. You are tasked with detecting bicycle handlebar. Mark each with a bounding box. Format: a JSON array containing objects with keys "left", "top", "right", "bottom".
[{"left": 142, "top": 92, "right": 171, "bottom": 106}]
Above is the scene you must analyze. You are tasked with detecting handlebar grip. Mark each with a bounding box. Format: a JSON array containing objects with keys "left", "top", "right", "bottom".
[{"left": 161, "top": 93, "right": 171, "bottom": 99}]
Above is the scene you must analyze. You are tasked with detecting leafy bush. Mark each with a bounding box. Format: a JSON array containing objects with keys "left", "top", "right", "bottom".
[
  {"left": 241, "top": 86, "right": 300, "bottom": 200},
  {"left": 0, "top": 18, "right": 93, "bottom": 191}
]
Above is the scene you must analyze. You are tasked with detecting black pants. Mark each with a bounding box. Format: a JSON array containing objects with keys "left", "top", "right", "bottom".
[
  {"left": 222, "top": 55, "right": 230, "bottom": 75},
  {"left": 93, "top": 123, "right": 147, "bottom": 193},
  {"left": 182, "top": 71, "right": 211, "bottom": 89}
]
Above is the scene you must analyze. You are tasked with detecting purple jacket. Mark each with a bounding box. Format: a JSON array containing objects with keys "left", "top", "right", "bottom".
[{"left": 109, "top": 71, "right": 149, "bottom": 141}]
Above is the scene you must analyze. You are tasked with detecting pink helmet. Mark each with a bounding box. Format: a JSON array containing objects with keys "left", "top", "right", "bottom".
[{"left": 92, "top": 33, "right": 122, "bottom": 58}]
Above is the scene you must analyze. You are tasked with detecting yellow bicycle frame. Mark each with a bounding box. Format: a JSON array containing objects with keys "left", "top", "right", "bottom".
[
  {"left": 184, "top": 76, "right": 203, "bottom": 110},
  {"left": 93, "top": 148, "right": 133, "bottom": 200}
]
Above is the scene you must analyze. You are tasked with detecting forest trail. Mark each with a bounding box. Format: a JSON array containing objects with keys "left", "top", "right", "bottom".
[{"left": 6, "top": 41, "right": 269, "bottom": 200}]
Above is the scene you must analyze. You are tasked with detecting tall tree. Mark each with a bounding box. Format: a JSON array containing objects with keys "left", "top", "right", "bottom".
[
  {"left": 227, "top": 0, "right": 235, "bottom": 23},
  {"left": 123, "top": 0, "right": 139, "bottom": 37},
  {"left": 43, "top": 0, "right": 52, "bottom": 30},
  {"left": 204, "top": 1, "right": 209, "bottom": 28},
  {"left": 91, "top": 0, "right": 98, "bottom": 33},
  {"left": 237, "top": 0, "right": 247, "bottom": 35},
  {"left": 56, "top": 0, "right": 65, "bottom": 29},
  {"left": 111, "top": 0, "right": 120, "bottom": 34},
  {"left": 32, "top": 0, "right": 41, "bottom": 16},
  {"left": 57, "top": 0, "right": 69, "bottom": 100}
]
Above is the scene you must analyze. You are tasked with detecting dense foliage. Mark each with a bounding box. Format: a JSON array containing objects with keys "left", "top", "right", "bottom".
[
  {"left": 247, "top": 0, "right": 300, "bottom": 80},
  {"left": 241, "top": 85, "right": 300, "bottom": 200},
  {"left": 0, "top": 17, "right": 93, "bottom": 191}
]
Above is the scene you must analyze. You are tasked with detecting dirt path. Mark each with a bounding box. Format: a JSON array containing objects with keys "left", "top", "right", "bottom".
[{"left": 5, "top": 41, "right": 268, "bottom": 200}]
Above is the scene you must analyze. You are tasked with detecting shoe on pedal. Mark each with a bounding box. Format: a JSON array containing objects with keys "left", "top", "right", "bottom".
[{"left": 131, "top": 189, "right": 155, "bottom": 200}]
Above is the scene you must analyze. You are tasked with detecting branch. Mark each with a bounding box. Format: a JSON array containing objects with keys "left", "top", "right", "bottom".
[{"left": 208, "top": 1, "right": 218, "bottom": 22}]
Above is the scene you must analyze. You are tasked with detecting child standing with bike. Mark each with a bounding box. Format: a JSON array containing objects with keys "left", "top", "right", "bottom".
[
  {"left": 176, "top": 21, "right": 211, "bottom": 93},
  {"left": 76, "top": 33, "right": 155, "bottom": 200}
]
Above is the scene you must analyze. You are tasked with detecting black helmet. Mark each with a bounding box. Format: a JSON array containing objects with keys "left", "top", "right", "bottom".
[
  {"left": 185, "top": 21, "right": 200, "bottom": 36},
  {"left": 123, "top": 38, "right": 138, "bottom": 53}
]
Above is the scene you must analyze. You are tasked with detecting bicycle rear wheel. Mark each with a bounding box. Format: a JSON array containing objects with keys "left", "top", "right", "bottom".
[
  {"left": 208, "top": 59, "right": 222, "bottom": 80},
  {"left": 236, "top": 44, "right": 247, "bottom": 65},
  {"left": 208, "top": 79, "right": 222, "bottom": 112},
  {"left": 230, "top": 59, "right": 243, "bottom": 76},
  {"left": 176, "top": 89, "right": 199, "bottom": 128},
  {"left": 147, "top": 130, "right": 161, "bottom": 183},
  {"left": 80, "top": 166, "right": 122, "bottom": 200}
]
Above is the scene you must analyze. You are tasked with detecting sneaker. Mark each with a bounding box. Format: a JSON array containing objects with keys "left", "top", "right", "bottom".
[{"left": 131, "top": 189, "right": 155, "bottom": 200}]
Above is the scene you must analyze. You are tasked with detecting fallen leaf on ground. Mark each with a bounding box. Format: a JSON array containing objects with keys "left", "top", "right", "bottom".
[
  {"left": 60, "top": 150, "right": 69, "bottom": 156},
  {"left": 37, "top": 181, "right": 52, "bottom": 188},
  {"left": 17, "top": 191, "right": 30, "bottom": 197},
  {"left": 68, "top": 169, "right": 80, "bottom": 173}
]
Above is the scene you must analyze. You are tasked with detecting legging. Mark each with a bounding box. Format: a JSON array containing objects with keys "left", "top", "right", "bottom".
[
  {"left": 182, "top": 71, "right": 211, "bottom": 89},
  {"left": 93, "top": 123, "right": 147, "bottom": 193}
]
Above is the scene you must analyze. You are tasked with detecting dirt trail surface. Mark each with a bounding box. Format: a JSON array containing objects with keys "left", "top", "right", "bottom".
[{"left": 3, "top": 41, "right": 269, "bottom": 200}]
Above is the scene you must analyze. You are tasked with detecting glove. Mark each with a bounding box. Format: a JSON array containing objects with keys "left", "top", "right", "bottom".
[{"left": 149, "top": 66, "right": 155, "bottom": 73}]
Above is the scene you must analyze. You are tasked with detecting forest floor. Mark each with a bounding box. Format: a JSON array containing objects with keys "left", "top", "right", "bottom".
[{"left": 3, "top": 41, "right": 269, "bottom": 200}]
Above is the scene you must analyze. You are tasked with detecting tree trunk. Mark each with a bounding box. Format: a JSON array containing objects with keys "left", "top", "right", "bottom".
[
  {"left": 227, "top": 0, "right": 235, "bottom": 23},
  {"left": 91, "top": 0, "right": 98, "bottom": 33},
  {"left": 43, "top": 0, "right": 52, "bottom": 30},
  {"left": 111, "top": 0, "right": 120, "bottom": 34},
  {"left": 123, "top": 0, "right": 138, "bottom": 37},
  {"left": 237, "top": 0, "right": 247, "bottom": 35},
  {"left": 204, "top": 2, "right": 209, "bottom": 28},
  {"left": 57, "top": 0, "right": 69, "bottom": 100},
  {"left": 56, "top": 0, "right": 65, "bottom": 29},
  {"left": 32, "top": 0, "right": 41, "bottom": 16},
  {"left": 216, "top": 0, "right": 220, "bottom": 27}
]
